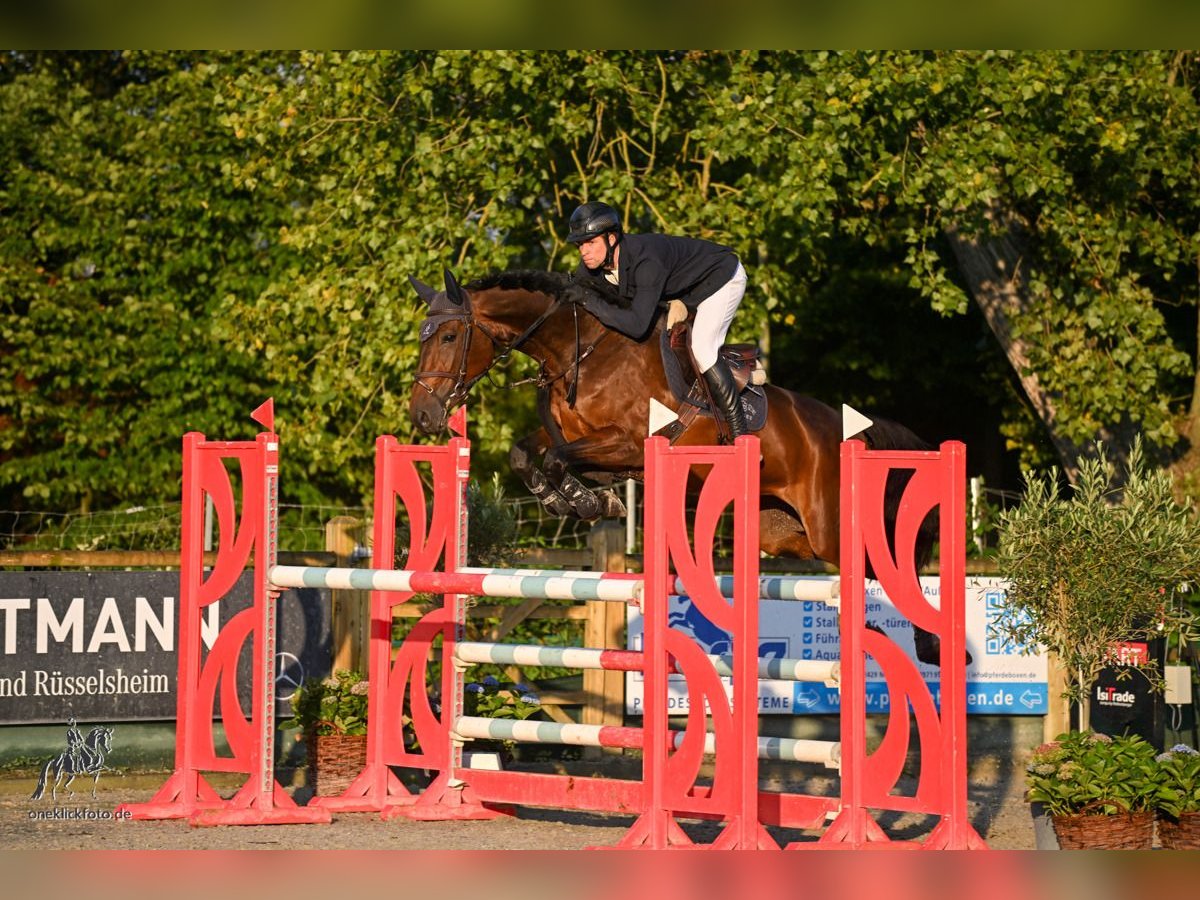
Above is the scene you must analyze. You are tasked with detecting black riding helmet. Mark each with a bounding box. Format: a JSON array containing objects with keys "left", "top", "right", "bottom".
[{"left": 566, "top": 201, "right": 622, "bottom": 244}]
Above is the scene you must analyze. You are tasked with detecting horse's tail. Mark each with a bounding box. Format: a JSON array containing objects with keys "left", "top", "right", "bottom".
[
  {"left": 862, "top": 417, "right": 938, "bottom": 572},
  {"left": 30, "top": 758, "right": 53, "bottom": 801}
]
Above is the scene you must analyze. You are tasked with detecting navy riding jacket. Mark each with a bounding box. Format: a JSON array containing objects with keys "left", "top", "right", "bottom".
[{"left": 573, "top": 233, "right": 738, "bottom": 341}]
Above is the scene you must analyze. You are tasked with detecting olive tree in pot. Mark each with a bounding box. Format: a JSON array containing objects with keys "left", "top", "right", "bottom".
[{"left": 995, "top": 440, "right": 1200, "bottom": 733}]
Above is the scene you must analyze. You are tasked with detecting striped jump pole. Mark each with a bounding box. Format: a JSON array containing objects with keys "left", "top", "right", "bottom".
[
  {"left": 452, "top": 716, "right": 840, "bottom": 768},
  {"left": 269, "top": 566, "right": 838, "bottom": 607},
  {"left": 452, "top": 640, "right": 839, "bottom": 685},
  {"left": 269, "top": 564, "right": 644, "bottom": 603},
  {"left": 677, "top": 574, "right": 840, "bottom": 605}
]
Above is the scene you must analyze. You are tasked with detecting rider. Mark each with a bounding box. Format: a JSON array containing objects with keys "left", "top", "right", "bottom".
[
  {"left": 566, "top": 201, "right": 748, "bottom": 440},
  {"left": 65, "top": 717, "right": 84, "bottom": 769}
]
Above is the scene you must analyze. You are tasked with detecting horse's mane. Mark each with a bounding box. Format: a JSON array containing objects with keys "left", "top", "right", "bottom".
[
  {"left": 465, "top": 269, "right": 631, "bottom": 310},
  {"left": 465, "top": 270, "right": 573, "bottom": 297}
]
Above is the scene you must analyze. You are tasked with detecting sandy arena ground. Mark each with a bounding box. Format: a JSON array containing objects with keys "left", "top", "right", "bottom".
[{"left": 0, "top": 750, "right": 1039, "bottom": 850}]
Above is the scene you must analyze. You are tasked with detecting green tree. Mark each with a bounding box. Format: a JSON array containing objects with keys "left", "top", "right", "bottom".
[
  {"left": 0, "top": 51, "right": 295, "bottom": 512},
  {"left": 860, "top": 51, "right": 1200, "bottom": 481},
  {"left": 7, "top": 51, "right": 1200, "bottom": 525}
]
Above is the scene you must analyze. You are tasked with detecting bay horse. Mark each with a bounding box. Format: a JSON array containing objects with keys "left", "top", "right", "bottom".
[{"left": 408, "top": 268, "right": 935, "bottom": 570}]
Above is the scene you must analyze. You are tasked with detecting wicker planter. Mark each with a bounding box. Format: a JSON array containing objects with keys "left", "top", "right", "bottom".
[
  {"left": 306, "top": 733, "right": 367, "bottom": 797},
  {"left": 1050, "top": 811, "right": 1155, "bottom": 850},
  {"left": 1158, "top": 812, "right": 1200, "bottom": 850}
]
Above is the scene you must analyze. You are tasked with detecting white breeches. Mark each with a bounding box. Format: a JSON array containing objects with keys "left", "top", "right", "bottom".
[{"left": 690, "top": 262, "right": 747, "bottom": 372}]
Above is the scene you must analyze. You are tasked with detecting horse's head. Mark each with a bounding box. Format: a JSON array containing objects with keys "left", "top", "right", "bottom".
[
  {"left": 409, "top": 269, "right": 500, "bottom": 435},
  {"left": 88, "top": 725, "right": 113, "bottom": 753}
]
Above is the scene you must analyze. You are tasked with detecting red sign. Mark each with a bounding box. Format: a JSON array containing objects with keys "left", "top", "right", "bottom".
[{"left": 1107, "top": 641, "right": 1150, "bottom": 667}]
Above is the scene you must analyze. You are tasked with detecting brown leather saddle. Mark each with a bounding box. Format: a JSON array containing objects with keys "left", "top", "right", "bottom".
[{"left": 655, "top": 322, "right": 768, "bottom": 442}]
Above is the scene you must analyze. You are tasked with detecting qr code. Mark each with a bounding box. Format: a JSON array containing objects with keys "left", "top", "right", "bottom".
[{"left": 985, "top": 589, "right": 1031, "bottom": 655}]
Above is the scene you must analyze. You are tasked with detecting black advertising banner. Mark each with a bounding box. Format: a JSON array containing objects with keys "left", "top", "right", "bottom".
[
  {"left": 0, "top": 572, "right": 332, "bottom": 724},
  {"left": 1088, "top": 637, "right": 1166, "bottom": 750}
]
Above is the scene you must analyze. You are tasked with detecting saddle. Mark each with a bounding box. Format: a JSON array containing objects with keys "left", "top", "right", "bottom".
[{"left": 656, "top": 322, "right": 769, "bottom": 442}]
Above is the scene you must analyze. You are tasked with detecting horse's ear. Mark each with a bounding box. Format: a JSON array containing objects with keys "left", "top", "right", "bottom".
[
  {"left": 408, "top": 275, "right": 438, "bottom": 306},
  {"left": 443, "top": 268, "right": 468, "bottom": 308}
]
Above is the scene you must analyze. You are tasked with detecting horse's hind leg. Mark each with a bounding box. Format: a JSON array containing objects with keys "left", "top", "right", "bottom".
[{"left": 758, "top": 504, "right": 818, "bottom": 561}]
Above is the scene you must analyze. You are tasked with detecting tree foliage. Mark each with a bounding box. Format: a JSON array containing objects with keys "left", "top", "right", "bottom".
[{"left": 4, "top": 51, "right": 1200, "bottom": 521}]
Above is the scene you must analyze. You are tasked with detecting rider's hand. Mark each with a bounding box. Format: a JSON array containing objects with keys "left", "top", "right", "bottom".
[{"left": 666, "top": 299, "right": 688, "bottom": 329}]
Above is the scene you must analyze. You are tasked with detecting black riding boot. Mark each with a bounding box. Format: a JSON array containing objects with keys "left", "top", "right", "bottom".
[{"left": 702, "top": 359, "right": 748, "bottom": 442}]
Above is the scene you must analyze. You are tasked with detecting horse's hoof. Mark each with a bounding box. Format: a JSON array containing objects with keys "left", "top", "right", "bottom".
[
  {"left": 573, "top": 496, "right": 602, "bottom": 521},
  {"left": 597, "top": 490, "right": 627, "bottom": 518}
]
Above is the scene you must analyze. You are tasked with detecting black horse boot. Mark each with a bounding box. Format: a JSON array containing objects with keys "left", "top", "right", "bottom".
[{"left": 702, "top": 358, "right": 748, "bottom": 442}]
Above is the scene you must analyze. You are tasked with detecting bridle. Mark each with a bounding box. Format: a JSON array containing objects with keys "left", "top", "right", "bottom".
[
  {"left": 415, "top": 292, "right": 605, "bottom": 412},
  {"left": 413, "top": 309, "right": 500, "bottom": 409}
]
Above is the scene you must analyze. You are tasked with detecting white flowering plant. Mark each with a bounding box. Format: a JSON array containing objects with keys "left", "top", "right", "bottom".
[
  {"left": 1156, "top": 744, "right": 1200, "bottom": 819},
  {"left": 280, "top": 669, "right": 370, "bottom": 737},
  {"left": 1025, "top": 730, "right": 1162, "bottom": 817}
]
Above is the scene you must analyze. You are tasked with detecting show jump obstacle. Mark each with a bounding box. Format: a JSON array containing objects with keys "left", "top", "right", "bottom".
[{"left": 120, "top": 403, "right": 985, "bottom": 849}]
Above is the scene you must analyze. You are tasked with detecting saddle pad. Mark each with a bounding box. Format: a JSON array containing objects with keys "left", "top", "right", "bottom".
[{"left": 658, "top": 328, "right": 768, "bottom": 433}]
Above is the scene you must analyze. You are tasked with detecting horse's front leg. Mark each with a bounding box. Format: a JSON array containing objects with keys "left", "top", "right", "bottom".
[
  {"left": 509, "top": 429, "right": 576, "bottom": 518},
  {"left": 543, "top": 427, "right": 633, "bottom": 522}
]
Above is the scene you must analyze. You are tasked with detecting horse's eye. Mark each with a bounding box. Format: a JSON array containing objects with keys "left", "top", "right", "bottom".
[{"left": 441, "top": 333, "right": 456, "bottom": 344}]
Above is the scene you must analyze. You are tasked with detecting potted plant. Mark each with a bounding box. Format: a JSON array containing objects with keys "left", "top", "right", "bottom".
[
  {"left": 280, "top": 669, "right": 369, "bottom": 796},
  {"left": 1156, "top": 744, "right": 1200, "bottom": 849},
  {"left": 1026, "top": 730, "right": 1161, "bottom": 849},
  {"left": 995, "top": 441, "right": 1200, "bottom": 733},
  {"left": 459, "top": 675, "right": 545, "bottom": 768}
]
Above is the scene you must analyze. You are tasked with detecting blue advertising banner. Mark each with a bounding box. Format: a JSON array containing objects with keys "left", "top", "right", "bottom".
[{"left": 625, "top": 577, "right": 1048, "bottom": 716}]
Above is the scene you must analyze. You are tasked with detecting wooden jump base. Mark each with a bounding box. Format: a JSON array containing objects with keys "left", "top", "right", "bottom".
[{"left": 119, "top": 402, "right": 984, "bottom": 848}]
